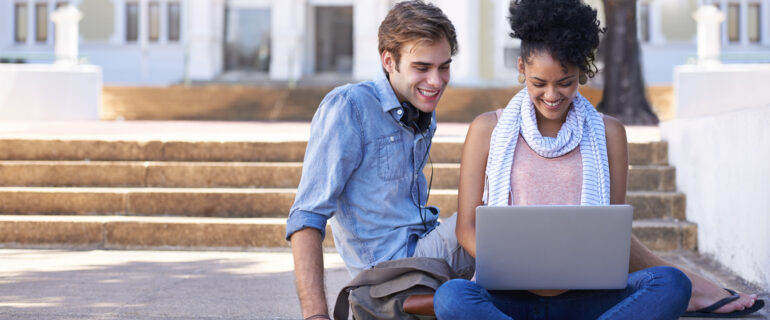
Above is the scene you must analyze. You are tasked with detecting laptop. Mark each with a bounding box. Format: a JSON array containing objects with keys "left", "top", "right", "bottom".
[{"left": 475, "top": 205, "right": 633, "bottom": 290}]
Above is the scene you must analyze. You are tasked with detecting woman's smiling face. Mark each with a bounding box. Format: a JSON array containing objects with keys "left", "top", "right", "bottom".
[{"left": 519, "top": 51, "right": 580, "bottom": 124}]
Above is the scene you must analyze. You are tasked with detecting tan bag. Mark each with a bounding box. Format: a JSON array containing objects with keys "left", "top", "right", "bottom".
[{"left": 333, "top": 257, "right": 456, "bottom": 320}]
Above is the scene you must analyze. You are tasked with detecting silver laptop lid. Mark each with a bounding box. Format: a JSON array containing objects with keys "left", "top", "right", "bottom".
[{"left": 475, "top": 205, "right": 633, "bottom": 290}]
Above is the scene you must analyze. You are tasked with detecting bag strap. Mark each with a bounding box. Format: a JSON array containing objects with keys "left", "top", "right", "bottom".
[
  {"left": 332, "top": 257, "right": 452, "bottom": 320},
  {"left": 333, "top": 285, "right": 352, "bottom": 320}
]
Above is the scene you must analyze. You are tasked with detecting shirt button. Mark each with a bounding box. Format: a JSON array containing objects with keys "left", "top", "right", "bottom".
[
  {"left": 397, "top": 109, "right": 403, "bottom": 115},
  {"left": 390, "top": 136, "right": 395, "bottom": 142}
]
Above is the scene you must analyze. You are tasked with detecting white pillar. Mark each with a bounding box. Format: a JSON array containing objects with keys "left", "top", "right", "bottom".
[
  {"left": 740, "top": 1, "right": 749, "bottom": 46},
  {"left": 270, "top": 0, "right": 305, "bottom": 82},
  {"left": 649, "top": 0, "right": 667, "bottom": 45},
  {"left": 188, "top": 0, "right": 224, "bottom": 80},
  {"left": 434, "top": 0, "right": 480, "bottom": 85},
  {"left": 110, "top": 0, "right": 124, "bottom": 44},
  {"left": 2, "top": 1, "right": 14, "bottom": 47},
  {"left": 26, "top": 0, "right": 34, "bottom": 46},
  {"left": 352, "top": 0, "right": 389, "bottom": 81},
  {"left": 51, "top": 5, "right": 83, "bottom": 66},
  {"left": 764, "top": 1, "right": 770, "bottom": 46},
  {"left": 693, "top": 5, "right": 725, "bottom": 65}
]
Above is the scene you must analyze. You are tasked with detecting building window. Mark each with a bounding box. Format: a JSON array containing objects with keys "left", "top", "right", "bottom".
[
  {"left": 148, "top": 2, "right": 160, "bottom": 42},
  {"left": 15, "top": 3, "right": 28, "bottom": 43},
  {"left": 503, "top": 47, "right": 519, "bottom": 69},
  {"left": 224, "top": 7, "right": 271, "bottom": 72},
  {"left": 126, "top": 2, "right": 139, "bottom": 42},
  {"left": 727, "top": 3, "right": 740, "bottom": 42},
  {"left": 314, "top": 6, "right": 353, "bottom": 73},
  {"left": 168, "top": 2, "right": 181, "bottom": 41},
  {"left": 639, "top": 2, "right": 650, "bottom": 43},
  {"left": 35, "top": 3, "right": 49, "bottom": 43},
  {"left": 748, "top": 3, "right": 761, "bottom": 43}
]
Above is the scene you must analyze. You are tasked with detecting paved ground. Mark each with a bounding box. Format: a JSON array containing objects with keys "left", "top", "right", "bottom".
[
  {"left": 0, "top": 248, "right": 766, "bottom": 320},
  {"left": 0, "top": 248, "right": 348, "bottom": 319}
]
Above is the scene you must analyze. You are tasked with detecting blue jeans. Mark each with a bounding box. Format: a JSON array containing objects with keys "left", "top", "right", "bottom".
[{"left": 434, "top": 266, "right": 691, "bottom": 320}]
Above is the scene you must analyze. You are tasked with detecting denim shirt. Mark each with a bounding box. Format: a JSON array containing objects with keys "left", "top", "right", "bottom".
[{"left": 286, "top": 71, "right": 439, "bottom": 277}]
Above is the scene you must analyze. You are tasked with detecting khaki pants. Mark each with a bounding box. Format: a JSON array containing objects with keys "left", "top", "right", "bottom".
[{"left": 413, "top": 213, "right": 475, "bottom": 279}]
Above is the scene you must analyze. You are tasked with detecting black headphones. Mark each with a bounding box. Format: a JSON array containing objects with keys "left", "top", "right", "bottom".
[
  {"left": 400, "top": 102, "right": 431, "bottom": 133},
  {"left": 399, "top": 101, "right": 436, "bottom": 231}
]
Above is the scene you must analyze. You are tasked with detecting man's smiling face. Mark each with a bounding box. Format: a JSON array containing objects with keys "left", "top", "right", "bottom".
[{"left": 382, "top": 37, "right": 452, "bottom": 113}]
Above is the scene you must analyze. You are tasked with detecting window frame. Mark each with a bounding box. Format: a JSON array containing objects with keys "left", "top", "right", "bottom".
[
  {"left": 125, "top": 1, "right": 140, "bottom": 42},
  {"left": 148, "top": 1, "right": 160, "bottom": 42},
  {"left": 707, "top": 0, "right": 767, "bottom": 46},
  {"left": 14, "top": 2, "right": 29, "bottom": 44},
  {"left": 167, "top": 1, "right": 181, "bottom": 42},
  {"left": 747, "top": 2, "right": 761, "bottom": 43},
  {"left": 35, "top": 2, "right": 49, "bottom": 43},
  {"left": 727, "top": 3, "right": 741, "bottom": 42}
]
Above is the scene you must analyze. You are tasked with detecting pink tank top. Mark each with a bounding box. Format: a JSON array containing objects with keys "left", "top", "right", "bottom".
[{"left": 495, "top": 109, "right": 583, "bottom": 205}]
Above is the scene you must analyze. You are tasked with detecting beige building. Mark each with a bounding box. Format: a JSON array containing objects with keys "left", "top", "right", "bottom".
[{"left": 2, "top": 0, "right": 768, "bottom": 85}]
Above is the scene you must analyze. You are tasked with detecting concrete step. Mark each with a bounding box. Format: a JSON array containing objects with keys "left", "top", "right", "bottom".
[
  {"left": 0, "top": 161, "right": 675, "bottom": 191},
  {"left": 0, "top": 215, "right": 334, "bottom": 250},
  {"left": 0, "top": 161, "right": 304, "bottom": 189},
  {"left": 400, "top": 190, "right": 685, "bottom": 221},
  {"left": 0, "top": 215, "right": 694, "bottom": 251},
  {"left": 628, "top": 165, "right": 676, "bottom": 192},
  {"left": 0, "top": 187, "right": 684, "bottom": 220},
  {"left": 632, "top": 219, "right": 697, "bottom": 252},
  {"left": 0, "top": 187, "right": 295, "bottom": 218},
  {"left": 0, "top": 139, "right": 668, "bottom": 165}
]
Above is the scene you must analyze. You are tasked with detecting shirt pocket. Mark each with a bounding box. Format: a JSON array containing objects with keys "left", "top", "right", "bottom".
[{"left": 377, "top": 132, "right": 407, "bottom": 181}]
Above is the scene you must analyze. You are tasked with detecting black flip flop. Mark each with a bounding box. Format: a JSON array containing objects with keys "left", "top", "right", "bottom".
[{"left": 681, "top": 288, "right": 766, "bottom": 318}]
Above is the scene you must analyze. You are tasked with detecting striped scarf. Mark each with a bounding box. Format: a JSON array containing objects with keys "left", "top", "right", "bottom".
[{"left": 484, "top": 87, "right": 610, "bottom": 206}]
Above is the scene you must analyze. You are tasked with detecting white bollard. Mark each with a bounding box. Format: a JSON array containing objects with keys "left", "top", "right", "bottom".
[
  {"left": 51, "top": 5, "right": 83, "bottom": 66},
  {"left": 693, "top": 6, "right": 725, "bottom": 66}
]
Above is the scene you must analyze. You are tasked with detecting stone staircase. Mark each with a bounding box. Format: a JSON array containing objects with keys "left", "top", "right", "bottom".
[{"left": 0, "top": 130, "right": 696, "bottom": 252}]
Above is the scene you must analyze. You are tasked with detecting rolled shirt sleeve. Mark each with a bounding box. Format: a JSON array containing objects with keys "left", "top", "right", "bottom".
[{"left": 286, "top": 87, "right": 363, "bottom": 241}]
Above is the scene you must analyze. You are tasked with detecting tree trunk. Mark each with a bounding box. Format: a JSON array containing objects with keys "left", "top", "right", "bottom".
[{"left": 599, "top": 0, "right": 658, "bottom": 125}]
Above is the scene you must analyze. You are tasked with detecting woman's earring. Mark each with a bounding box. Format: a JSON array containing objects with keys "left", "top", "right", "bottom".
[
  {"left": 518, "top": 73, "right": 526, "bottom": 84},
  {"left": 579, "top": 73, "right": 587, "bottom": 85}
]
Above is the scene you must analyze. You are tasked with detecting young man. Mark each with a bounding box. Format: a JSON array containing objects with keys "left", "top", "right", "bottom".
[{"left": 286, "top": 1, "right": 474, "bottom": 319}]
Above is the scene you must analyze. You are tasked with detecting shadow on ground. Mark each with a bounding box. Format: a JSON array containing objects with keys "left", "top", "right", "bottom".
[{"left": 0, "top": 250, "right": 349, "bottom": 320}]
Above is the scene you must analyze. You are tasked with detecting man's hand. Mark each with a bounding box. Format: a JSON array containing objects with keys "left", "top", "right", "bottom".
[{"left": 291, "top": 228, "right": 329, "bottom": 318}]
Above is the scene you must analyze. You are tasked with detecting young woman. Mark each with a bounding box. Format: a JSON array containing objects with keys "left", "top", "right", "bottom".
[{"left": 432, "top": 0, "right": 694, "bottom": 318}]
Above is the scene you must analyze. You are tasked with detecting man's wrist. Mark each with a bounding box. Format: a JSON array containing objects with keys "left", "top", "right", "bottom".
[{"left": 304, "top": 313, "right": 331, "bottom": 320}]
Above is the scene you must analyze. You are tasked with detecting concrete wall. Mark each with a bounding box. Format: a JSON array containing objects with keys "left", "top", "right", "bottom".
[
  {"left": 0, "top": 64, "right": 102, "bottom": 120},
  {"left": 660, "top": 64, "right": 770, "bottom": 291},
  {"left": 83, "top": 44, "right": 185, "bottom": 85},
  {"left": 640, "top": 44, "right": 695, "bottom": 84}
]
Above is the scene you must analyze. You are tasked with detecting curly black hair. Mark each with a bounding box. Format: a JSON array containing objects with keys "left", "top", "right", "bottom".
[{"left": 508, "top": 0, "right": 604, "bottom": 77}]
